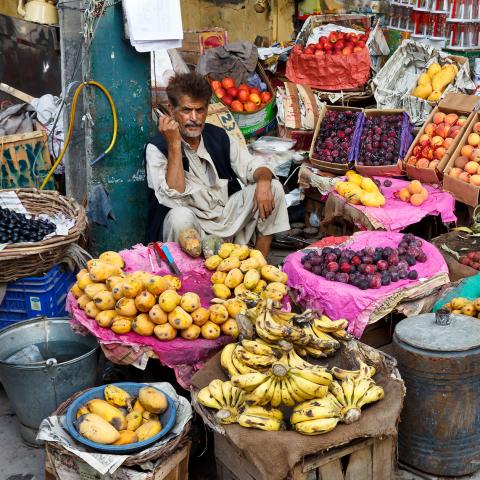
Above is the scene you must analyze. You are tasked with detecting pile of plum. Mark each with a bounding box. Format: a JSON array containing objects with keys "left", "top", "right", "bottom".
[
  {"left": 0, "top": 207, "right": 56, "bottom": 244},
  {"left": 301, "top": 234, "right": 425, "bottom": 290}
]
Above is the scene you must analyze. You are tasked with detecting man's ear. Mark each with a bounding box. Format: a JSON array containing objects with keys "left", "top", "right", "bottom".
[{"left": 167, "top": 103, "right": 174, "bottom": 116}]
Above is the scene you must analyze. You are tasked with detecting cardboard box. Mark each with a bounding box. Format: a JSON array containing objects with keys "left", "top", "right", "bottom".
[
  {"left": 206, "top": 103, "right": 247, "bottom": 150},
  {"left": 443, "top": 111, "right": 480, "bottom": 207},
  {"left": 403, "top": 93, "right": 479, "bottom": 184},
  {"left": 309, "top": 105, "right": 364, "bottom": 175},
  {"left": 355, "top": 109, "right": 413, "bottom": 177},
  {"left": 180, "top": 28, "right": 227, "bottom": 65}
]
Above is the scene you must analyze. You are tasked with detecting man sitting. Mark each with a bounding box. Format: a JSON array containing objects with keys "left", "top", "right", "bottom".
[{"left": 145, "top": 72, "right": 290, "bottom": 257}]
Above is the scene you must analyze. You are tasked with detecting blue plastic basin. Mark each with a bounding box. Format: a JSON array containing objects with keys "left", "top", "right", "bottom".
[{"left": 65, "top": 382, "right": 177, "bottom": 453}]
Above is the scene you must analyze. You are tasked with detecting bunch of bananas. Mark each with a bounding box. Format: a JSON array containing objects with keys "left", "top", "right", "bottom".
[
  {"left": 196, "top": 379, "right": 246, "bottom": 424},
  {"left": 204, "top": 242, "right": 288, "bottom": 302},
  {"left": 328, "top": 362, "right": 385, "bottom": 424},
  {"left": 290, "top": 394, "right": 342, "bottom": 435},
  {"left": 237, "top": 405, "right": 285, "bottom": 431}
]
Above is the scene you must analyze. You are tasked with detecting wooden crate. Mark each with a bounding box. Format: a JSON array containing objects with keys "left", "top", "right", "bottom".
[
  {"left": 45, "top": 442, "right": 191, "bottom": 480},
  {"left": 214, "top": 432, "right": 396, "bottom": 480}
]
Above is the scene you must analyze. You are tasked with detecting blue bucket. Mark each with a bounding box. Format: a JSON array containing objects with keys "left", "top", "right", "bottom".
[{"left": 65, "top": 383, "right": 177, "bottom": 454}]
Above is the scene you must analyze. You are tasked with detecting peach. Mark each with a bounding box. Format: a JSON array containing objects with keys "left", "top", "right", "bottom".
[
  {"left": 465, "top": 161, "right": 479, "bottom": 174},
  {"left": 398, "top": 188, "right": 411, "bottom": 202},
  {"left": 430, "top": 160, "right": 440, "bottom": 169},
  {"left": 468, "top": 133, "right": 480, "bottom": 147},
  {"left": 450, "top": 129, "right": 461, "bottom": 139},
  {"left": 413, "top": 145, "right": 422, "bottom": 156},
  {"left": 443, "top": 137, "right": 454, "bottom": 149},
  {"left": 461, "top": 144, "right": 474, "bottom": 159},
  {"left": 408, "top": 180, "right": 423, "bottom": 194},
  {"left": 422, "top": 146, "right": 434, "bottom": 160},
  {"left": 455, "top": 155, "right": 469, "bottom": 169},
  {"left": 445, "top": 113, "right": 459, "bottom": 125},
  {"left": 410, "top": 194, "right": 425, "bottom": 206},
  {"left": 436, "top": 123, "right": 450, "bottom": 139},
  {"left": 471, "top": 174, "right": 480, "bottom": 187},
  {"left": 434, "top": 147, "right": 446, "bottom": 160},
  {"left": 431, "top": 136, "right": 443, "bottom": 146},
  {"left": 419, "top": 134, "right": 430, "bottom": 144},
  {"left": 433, "top": 112, "right": 446, "bottom": 125},
  {"left": 419, "top": 187, "right": 429, "bottom": 200},
  {"left": 457, "top": 116, "right": 468, "bottom": 126},
  {"left": 416, "top": 158, "right": 430, "bottom": 168},
  {"left": 459, "top": 171, "right": 471, "bottom": 183},
  {"left": 474, "top": 122, "right": 480, "bottom": 134},
  {"left": 408, "top": 156, "right": 418, "bottom": 165},
  {"left": 449, "top": 167, "right": 462, "bottom": 178},
  {"left": 425, "top": 123, "right": 436, "bottom": 136},
  {"left": 471, "top": 148, "right": 480, "bottom": 162}
]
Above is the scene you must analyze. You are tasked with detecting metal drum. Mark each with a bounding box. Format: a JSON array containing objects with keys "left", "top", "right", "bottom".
[
  {"left": 393, "top": 311, "right": 480, "bottom": 476},
  {"left": 0, "top": 317, "right": 98, "bottom": 445}
]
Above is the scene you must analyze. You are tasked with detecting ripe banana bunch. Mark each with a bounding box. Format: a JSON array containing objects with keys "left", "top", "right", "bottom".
[
  {"left": 237, "top": 405, "right": 285, "bottom": 431},
  {"left": 290, "top": 394, "right": 342, "bottom": 435},
  {"left": 196, "top": 379, "right": 246, "bottom": 424},
  {"left": 329, "top": 361, "right": 384, "bottom": 424}
]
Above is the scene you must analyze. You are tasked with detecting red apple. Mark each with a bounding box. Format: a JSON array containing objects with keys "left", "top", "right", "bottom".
[
  {"left": 215, "top": 88, "right": 226, "bottom": 99},
  {"left": 445, "top": 113, "right": 459, "bottom": 125},
  {"left": 244, "top": 101, "right": 257, "bottom": 112},
  {"left": 238, "top": 84, "right": 250, "bottom": 91},
  {"left": 222, "top": 94, "right": 233, "bottom": 106},
  {"left": 433, "top": 112, "right": 446, "bottom": 124},
  {"left": 227, "top": 87, "right": 238, "bottom": 98},
  {"left": 328, "top": 32, "right": 338, "bottom": 43},
  {"left": 238, "top": 89, "right": 250, "bottom": 102},
  {"left": 443, "top": 137, "right": 454, "bottom": 149},
  {"left": 342, "top": 46, "right": 353, "bottom": 55},
  {"left": 315, "top": 49, "right": 325, "bottom": 56},
  {"left": 315, "top": 43, "right": 324, "bottom": 51},
  {"left": 249, "top": 93, "right": 261, "bottom": 106},
  {"left": 355, "top": 41, "right": 366, "bottom": 49},
  {"left": 261, "top": 91, "right": 272, "bottom": 103},
  {"left": 221, "top": 77, "right": 235, "bottom": 89},
  {"left": 434, "top": 146, "right": 446, "bottom": 160},
  {"left": 211, "top": 80, "right": 221, "bottom": 91},
  {"left": 353, "top": 46, "right": 363, "bottom": 53},
  {"left": 337, "top": 32, "right": 345, "bottom": 41},
  {"left": 324, "top": 44, "right": 333, "bottom": 54},
  {"left": 335, "top": 40, "right": 345, "bottom": 50},
  {"left": 230, "top": 100, "right": 243, "bottom": 112},
  {"left": 305, "top": 46, "right": 315, "bottom": 55}
]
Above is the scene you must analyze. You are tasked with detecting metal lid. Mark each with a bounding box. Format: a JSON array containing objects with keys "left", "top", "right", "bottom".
[{"left": 395, "top": 313, "right": 480, "bottom": 352}]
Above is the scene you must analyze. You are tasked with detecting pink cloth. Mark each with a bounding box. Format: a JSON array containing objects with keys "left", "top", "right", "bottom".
[
  {"left": 332, "top": 176, "right": 457, "bottom": 231},
  {"left": 282, "top": 231, "right": 448, "bottom": 337}
]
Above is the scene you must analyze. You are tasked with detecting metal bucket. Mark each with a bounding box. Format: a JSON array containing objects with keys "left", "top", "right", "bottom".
[{"left": 0, "top": 316, "right": 98, "bottom": 445}]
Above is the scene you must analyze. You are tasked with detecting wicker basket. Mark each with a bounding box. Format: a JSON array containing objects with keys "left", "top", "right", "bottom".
[{"left": 0, "top": 188, "right": 87, "bottom": 282}]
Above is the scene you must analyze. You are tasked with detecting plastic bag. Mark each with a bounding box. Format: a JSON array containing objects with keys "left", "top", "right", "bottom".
[{"left": 6, "top": 344, "right": 44, "bottom": 364}]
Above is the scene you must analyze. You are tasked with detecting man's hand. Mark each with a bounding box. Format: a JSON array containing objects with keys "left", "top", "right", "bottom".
[
  {"left": 159, "top": 115, "right": 181, "bottom": 146},
  {"left": 254, "top": 179, "right": 275, "bottom": 220}
]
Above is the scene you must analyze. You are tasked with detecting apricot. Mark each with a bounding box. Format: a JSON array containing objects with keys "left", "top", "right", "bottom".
[
  {"left": 419, "top": 134, "right": 430, "bottom": 144},
  {"left": 471, "top": 148, "right": 480, "bottom": 162},
  {"left": 429, "top": 160, "right": 440, "bottom": 169},
  {"left": 461, "top": 144, "right": 474, "bottom": 159},
  {"left": 416, "top": 158, "right": 430, "bottom": 168},
  {"left": 455, "top": 155, "right": 469, "bottom": 169},
  {"left": 459, "top": 171, "right": 471, "bottom": 183},
  {"left": 431, "top": 136, "right": 443, "bottom": 146},
  {"left": 408, "top": 156, "right": 418, "bottom": 165},
  {"left": 410, "top": 194, "right": 425, "bottom": 206},
  {"left": 398, "top": 188, "right": 411, "bottom": 202},
  {"left": 468, "top": 133, "right": 480, "bottom": 147},
  {"left": 449, "top": 167, "right": 463, "bottom": 178},
  {"left": 470, "top": 175, "right": 480, "bottom": 187},
  {"left": 443, "top": 137, "right": 453, "bottom": 149},
  {"left": 434, "top": 147, "right": 445, "bottom": 160},
  {"left": 445, "top": 113, "right": 459, "bottom": 126},
  {"left": 408, "top": 180, "right": 423, "bottom": 195},
  {"left": 465, "top": 161, "right": 479, "bottom": 174},
  {"left": 425, "top": 123, "right": 436, "bottom": 136},
  {"left": 419, "top": 187, "right": 429, "bottom": 200},
  {"left": 433, "top": 112, "right": 446, "bottom": 124}
]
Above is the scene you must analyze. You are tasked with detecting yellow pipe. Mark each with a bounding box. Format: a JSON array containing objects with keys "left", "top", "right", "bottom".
[{"left": 40, "top": 80, "right": 118, "bottom": 190}]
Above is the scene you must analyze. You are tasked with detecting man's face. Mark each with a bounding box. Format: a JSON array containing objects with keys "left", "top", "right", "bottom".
[{"left": 169, "top": 95, "right": 208, "bottom": 139}]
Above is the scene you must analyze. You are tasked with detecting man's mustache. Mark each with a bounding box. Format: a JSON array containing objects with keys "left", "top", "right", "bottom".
[{"left": 185, "top": 122, "right": 202, "bottom": 128}]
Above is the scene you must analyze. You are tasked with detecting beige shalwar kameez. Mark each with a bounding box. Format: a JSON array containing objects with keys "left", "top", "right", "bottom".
[{"left": 145, "top": 134, "right": 290, "bottom": 243}]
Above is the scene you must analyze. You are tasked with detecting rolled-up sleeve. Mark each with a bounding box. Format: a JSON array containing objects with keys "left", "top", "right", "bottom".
[
  {"left": 229, "top": 137, "right": 275, "bottom": 184},
  {"left": 145, "top": 143, "right": 201, "bottom": 207}
]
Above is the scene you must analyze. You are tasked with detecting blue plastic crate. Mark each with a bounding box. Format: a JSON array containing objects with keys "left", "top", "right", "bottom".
[{"left": 0, "top": 265, "right": 76, "bottom": 328}]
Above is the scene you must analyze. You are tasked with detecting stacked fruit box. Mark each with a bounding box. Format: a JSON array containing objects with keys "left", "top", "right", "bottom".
[
  {"left": 309, "top": 105, "right": 364, "bottom": 174},
  {"left": 403, "top": 92, "right": 478, "bottom": 183},
  {"left": 355, "top": 109, "right": 414, "bottom": 177}
]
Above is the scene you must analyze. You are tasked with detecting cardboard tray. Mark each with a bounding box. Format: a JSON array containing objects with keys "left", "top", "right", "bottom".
[
  {"left": 309, "top": 105, "right": 364, "bottom": 175},
  {"left": 403, "top": 93, "right": 479, "bottom": 184},
  {"left": 355, "top": 109, "right": 413, "bottom": 177},
  {"left": 443, "top": 111, "right": 480, "bottom": 207}
]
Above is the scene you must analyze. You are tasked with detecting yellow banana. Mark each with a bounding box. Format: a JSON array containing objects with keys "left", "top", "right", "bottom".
[
  {"left": 331, "top": 366, "right": 361, "bottom": 380},
  {"left": 237, "top": 413, "right": 284, "bottom": 431},
  {"left": 241, "top": 405, "right": 283, "bottom": 420},
  {"left": 216, "top": 408, "right": 238, "bottom": 425},
  {"left": 86, "top": 399, "right": 127, "bottom": 430},
  {"left": 359, "top": 360, "right": 376, "bottom": 378},
  {"left": 352, "top": 377, "right": 374, "bottom": 407},
  {"left": 76, "top": 413, "right": 120, "bottom": 444},
  {"left": 246, "top": 376, "right": 275, "bottom": 405},
  {"left": 283, "top": 377, "right": 306, "bottom": 404},
  {"left": 303, "top": 324, "right": 337, "bottom": 350},
  {"left": 255, "top": 311, "right": 284, "bottom": 342},
  {"left": 104, "top": 384, "right": 131, "bottom": 408},
  {"left": 232, "top": 387, "right": 246, "bottom": 408},
  {"left": 357, "top": 385, "right": 384, "bottom": 408},
  {"left": 234, "top": 345, "right": 277, "bottom": 369},
  {"left": 331, "top": 329, "right": 353, "bottom": 341},
  {"left": 293, "top": 417, "right": 339, "bottom": 435},
  {"left": 329, "top": 381, "right": 347, "bottom": 407},
  {"left": 270, "top": 309, "right": 296, "bottom": 323},
  {"left": 208, "top": 379, "right": 226, "bottom": 406},
  {"left": 270, "top": 378, "right": 283, "bottom": 407},
  {"left": 220, "top": 343, "right": 239, "bottom": 377},
  {"left": 341, "top": 378, "right": 355, "bottom": 406},
  {"left": 304, "top": 345, "right": 328, "bottom": 358},
  {"left": 280, "top": 379, "right": 296, "bottom": 407},
  {"left": 231, "top": 372, "right": 270, "bottom": 392},
  {"left": 313, "top": 316, "right": 349, "bottom": 332},
  {"left": 231, "top": 352, "right": 258, "bottom": 374},
  {"left": 289, "top": 372, "right": 328, "bottom": 399},
  {"left": 197, "top": 387, "right": 223, "bottom": 409},
  {"left": 293, "top": 346, "right": 308, "bottom": 357},
  {"left": 311, "top": 326, "right": 340, "bottom": 349},
  {"left": 287, "top": 349, "right": 328, "bottom": 372},
  {"left": 241, "top": 339, "right": 278, "bottom": 357},
  {"left": 291, "top": 405, "right": 340, "bottom": 424},
  {"left": 324, "top": 392, "right": 344, "bottom": 410},
  {"left": 222, "top": 381, "right": 233, "bottom": 407},
  {"left": 289, "top": 367, "right": 332, "bottom": 386}
]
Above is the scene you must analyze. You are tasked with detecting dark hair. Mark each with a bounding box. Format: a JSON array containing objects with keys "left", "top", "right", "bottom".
[{"left": 166, "top": 73, "right": 212, "bottom": 108}]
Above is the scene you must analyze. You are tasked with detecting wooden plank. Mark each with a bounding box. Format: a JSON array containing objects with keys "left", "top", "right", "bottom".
[
  {"left": 303, "top": 438, "right": 375, "bottom": 472},
  {"left": 176, "top": 442, "right": 190, "bottom": 480},
  {"left": 290, "top": 463, "right": 310, "bottom": 480},
  {"left": 154, "top": 443, "right": 190, "bottom": 480},
  {"left": 345, "top": 446, "right": 372, "bottom": 480},
  {"left": 318, "top": 459, "right": 345, "bottom": 480},
  {"left": 373, "top": 437, "right": 396, "bottom": 480},
  {"left": 0, "top": 82, "right": 36, "bottom": 103},
  {"left": 0, "top": 130, "right": 45, "bottom": 144}
]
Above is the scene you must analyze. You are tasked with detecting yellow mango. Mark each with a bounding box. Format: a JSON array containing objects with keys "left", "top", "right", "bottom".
[
  {"left": 168, "top": 306, "right": 193, "bottom": 330},
  {"left": 112, "top": 284, "right": 125, "bottom": 300},
  {"left": 205, "top": 255, "right": 223, "bottom": 270},
  {"left": 126, "top": 411, "right": 142, "bottom": 431},
  {"left": 99, "top": 251, "right": 125, "bottom": 270},
  {"left": 432, "top": 67, "right": 456, "bottom": 92},
  {"left": 180, "top": 292, "right": 201, "bottom": 313},
  {"left": 212, "top": 284, "right": 231, "bottom": 300},
  {"left": 248, "top": 249, "right": 267, "bottom": 267},
  {"left": 76, "top": 269, "right": 88, "bottom": 281},
  {"left": 132, "top": 313, "right": 155, "bottom": 336},
  {"left": 77, "top": 413, "right": 120, "bottom": 444},
  {"left": 149, "top": 304, "right": 168, "bottom": 325},
  {"left": 224, "top": 268, "right": 244, "bottom": 289},
  {"left": 217, "top": 256, "right": 241, "bottom": 272},
  {"left": 70, "top": 283, "right": 83, "bottom": 299},
  {"left": 112, "top": 430, "right": 138, "bottom": 445},
  {"left": 130, "top": 271, "right": 152, "bottom": 289},
  {"left": 279, "top": 271, "right": 288, "bottom": 284},
  {"left": 115, "top": 298, "right": 138, "bottom": 317},
  {"left": 84, "top": 283, "right": 107, "bottom": 299},
  {"left": 135, "top": 291, "right": 157, "bottom": 313},
  {"left": 139, "top": 386, "right": 168, "bottom": 414},
  {"left": 360, "top": 177, "right": 379, "bottom": 193},
  {"left": 77, "top": 294, "right": 90, "bottom": 310},
  {"left": 122, "top": 278, "right": 143, "bottom": 299},
  {"left": 221, "top": 319, "right": 239, "bottom": 337},
  {"left": 266, "top": 282, "right": 288, "bottom": 296},
  {"left": 218, "top": 243, "right": 236, "bottom": 259},
  {"left": 146, "top": 276, "right": 171, "bottom": 296},
  {"left": 360, "top": 191, "right": 385, "bottom": 207},
  {"left": 158, "top": 290, "right": 181, "bottom": 312},
  {"left": 181, "top": 324, "right": 201, "bottom": 340},
  {"left": 209, "top": 304, "right": 229, "bottom": 325},
  {"left": 230, "top": 245, "right": 250, "bottom": 260},
  {"left": 106, "top": 275, "right": 125, "bottom": 291},
  {"left": 89, "top": 262, "right": 120, "bottom": 282},
  {"left": 462, "top": 303, "right": 476, "bottom": 317},
  {"left": 244, "top": 269, "right": 260, "bottom": 290},
  {"left": 210, "top": 271, "right": 227, "bottom": 284},
  {"left": 191, "top": 307, "right": 210, "bottom": 326},
  {"left": 239, "top": 257, "right": 260, "bottom": 272},
  {"left": 163, "top": 275, "right": 181, "bottom": 291},
  {"left": 142, "top": 411, "right": 159, "bottom": 422},
  {"left": 132, "top": 399, "right": 145, "bottom": 414},
  {"left": 417, "top": 72, "right": 432, "bottom": 86},
  {"left": 253, "top": 279, "right": 267, "bottom": 293},
  {"left": 234, "top": 284, "right": 248, "bottom": 296},
  {"left": 224, "top": 298, "right": 247, "bottom": 318},
  {"left": 76, "top": 405, "right": 90, "bottom": 419},
  {"left": 260, "top": 265, "right": 284, "bottom": 283},
  {"left": 111, "top": 316, "right": 133, "bottom": 334},
  {"left": 136, "top": 420, "right": 162, "bottom": 441},
  {"left": 412, "top": 84, "right": 433, "bottom": 99},
  {"left": 427, "top": 90, "right": 442, "bottom": 102},
  {"left": 85, "top": 301, "right": 101, "bottom": 319},
  {"left": 201, "top": 321, "right": 221, "bottom": 339},
  {"left": 93, "top": 290, "right": 116, "bottom": 311},
  {"left": 427, "top": 62, "right": 441, "bottom": 78},
  {"left": 261, "top": 289, "right": 284, "bottom": 302},
  {"left": 451, "top": 297, "right": 469, "bottom": 310},
  {"left": 154, "top": 323, "right": 177, "bottom": 340},
  {"left": 95, "top": 310, "right": 117, "bottom": 328},
  {"left": 86, "top": 398, "right": 127, "bottom": 430}
]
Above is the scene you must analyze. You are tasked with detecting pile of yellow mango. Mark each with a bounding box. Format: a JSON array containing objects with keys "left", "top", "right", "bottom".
[
  {"left": 335, "top": 171, "right": 386, "bottom": 207},
  {"left": 71, "top": 251, "right": 239, "bottom": 341},
  {"left": 412, "top": 62, "right": 458, "bottom": 102},
  {"left": 442, "top": 297, "right": 480, "bottom": 317}
]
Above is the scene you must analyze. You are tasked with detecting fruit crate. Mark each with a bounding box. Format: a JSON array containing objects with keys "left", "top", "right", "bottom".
[
  {"left": 0, "top": 264, "right": 75, "bottom": 327},
  {"left": 214, "top": 431, "right": 396, "bottom": 480},
  {"left": 355, "top": 109, "right": 414, "bottom": 177},
  {"left": 309, "top": 105, "right": 364, "bottom": 175},
  {"left": 443, "top": 111, "right": 480, "bottom": 206},
  {"left": 403, "top": 92, "right": 478, "bottom": 184}
]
